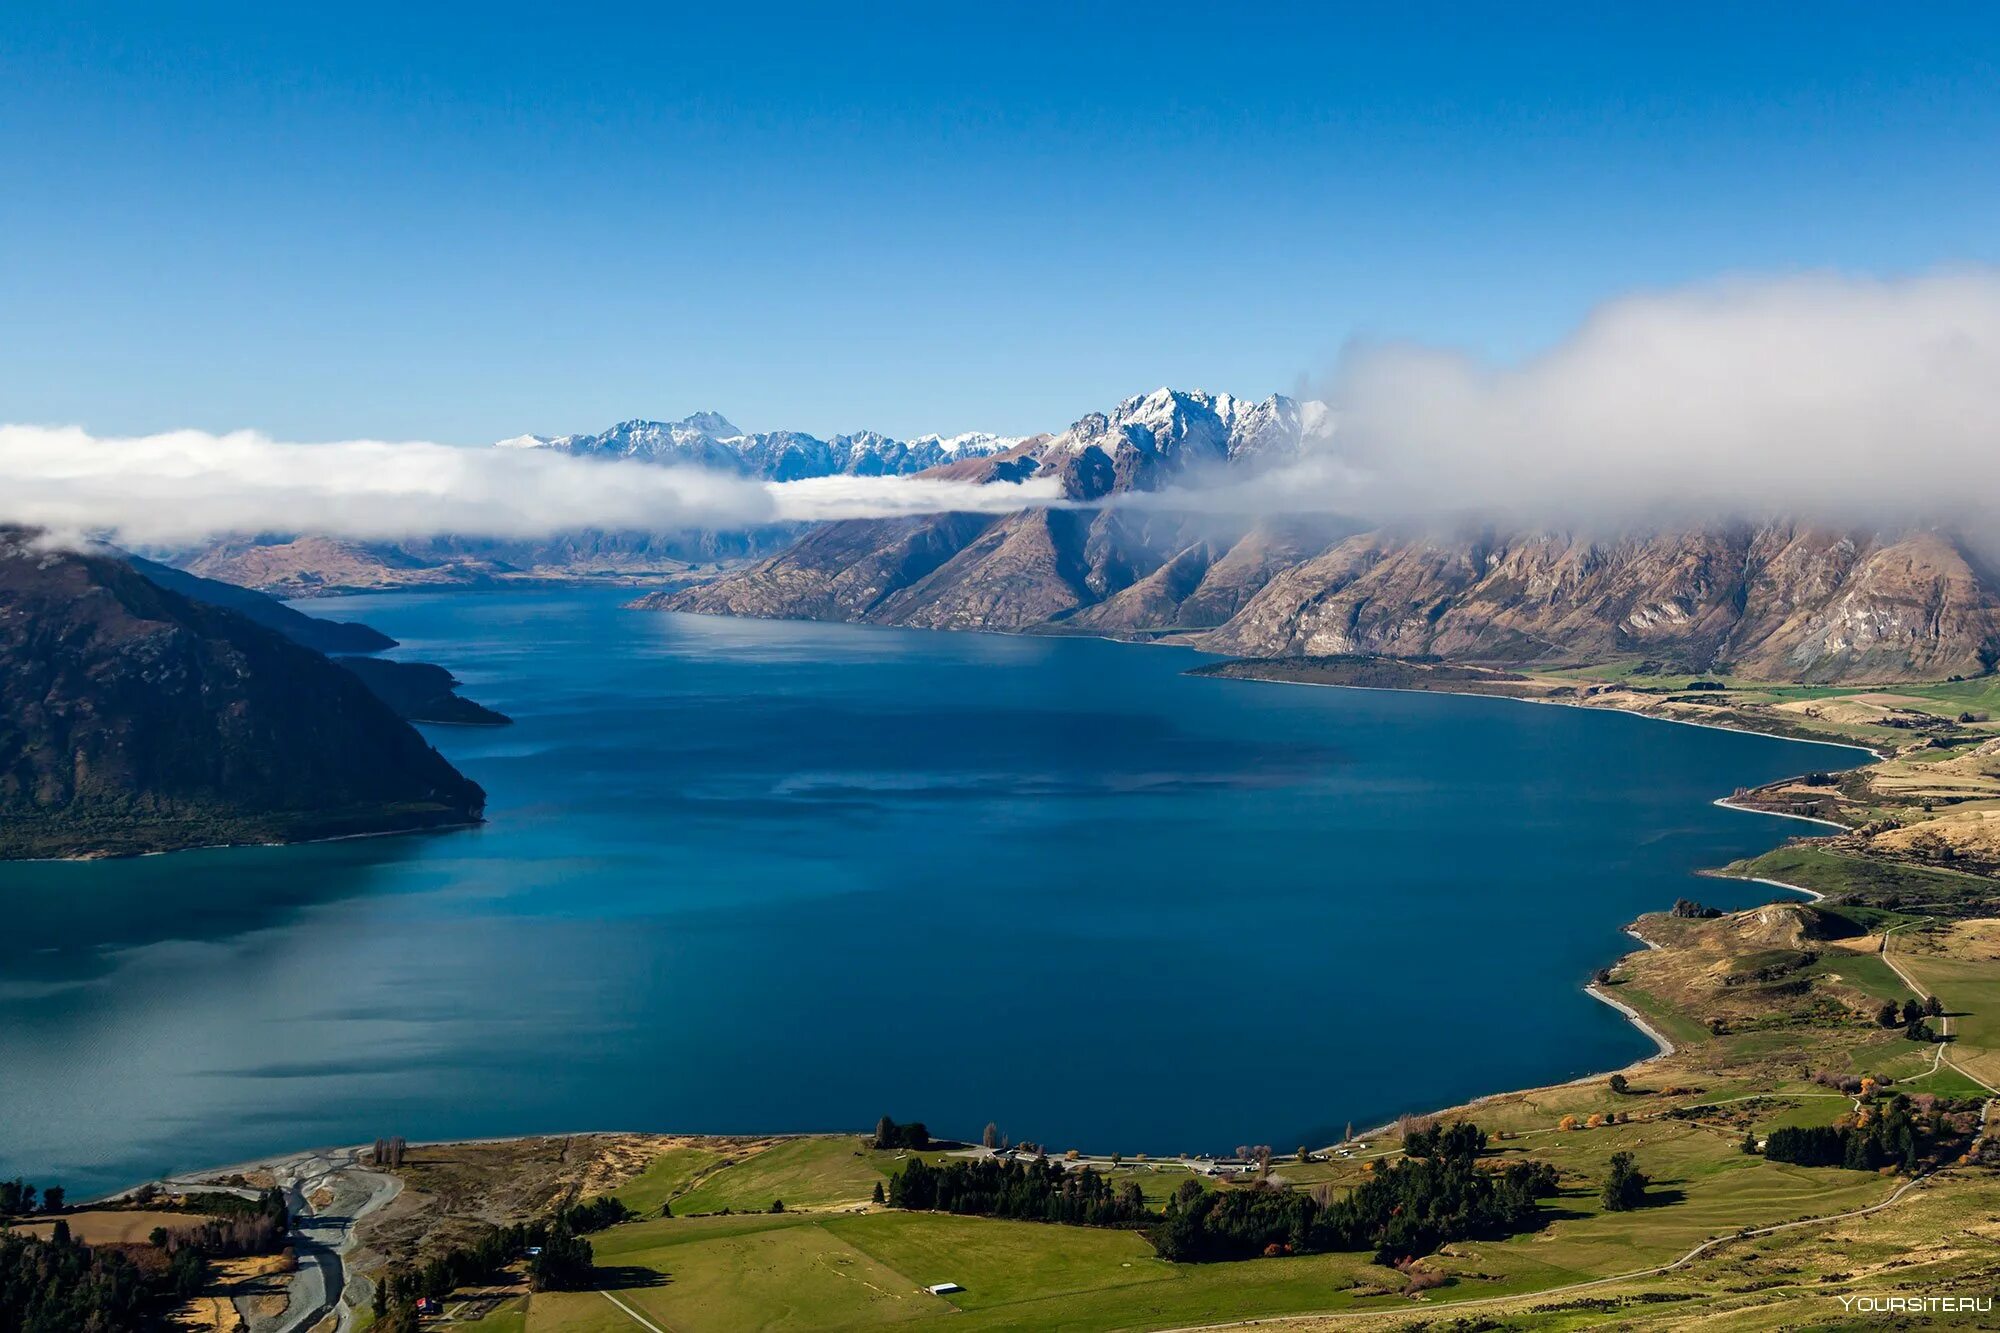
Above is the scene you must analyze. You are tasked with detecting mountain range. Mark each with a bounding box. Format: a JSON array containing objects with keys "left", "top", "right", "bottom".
[
  {"left": 636, "top": 389, "right": 2000, "bottom": 684},
  {"left": 496, "top": 412, "right": 1023, "bottom": 480},
  {"left": 158, "top": 386, "right": 2000, "bottom": 683},
  {"left": 174, "top": 412, "right": 1032, "bottom": 595}
]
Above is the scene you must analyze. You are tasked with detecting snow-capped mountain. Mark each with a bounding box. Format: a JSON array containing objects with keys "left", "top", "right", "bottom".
[
  {"left": 497, "top": 414, "right": 1023, "bottom": 482},
  {"left": 495, "top": 390, "right": 1329, "bottom": 496},
  {"left": 1034, "top": 388, "right": 1334, "bottom": 499}
]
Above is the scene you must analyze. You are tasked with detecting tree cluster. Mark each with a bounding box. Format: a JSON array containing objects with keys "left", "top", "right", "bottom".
[
  {"left": 0, "top": 1180, "right": 58, "bottom": 1215},
  {"left": 873, "top": 1117, "right": 930, "bottom": 1150},
  {"left": 0, "top": 1227, "right": 170, "bottom": 1332},
  {"left": 889, "top": 1157, "right": 1147, "bottom": 1228},
  {"left": 1762, "top": 1094, "right": 1971, "bottom": 1172},
  {"left": 370, "top": 1195, "right": 626, "bottom": 1329},
  {"left": 1156, "top": 1122, "right": 1556, "bottom": 1265},
  {"left": 149, "top": 1188, "right": 290, "bottom": 1261}
]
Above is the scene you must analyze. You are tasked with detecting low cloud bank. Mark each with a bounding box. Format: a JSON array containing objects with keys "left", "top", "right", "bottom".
[
  {"left": 0, "top": 424, "right": 1063, "bottom": 547},
  {"left": 8, "top": 269, "right": 1994, "bottom": 549},
  {"left": 1287, "top": 268, "right": 2000, "bottom": 526}
]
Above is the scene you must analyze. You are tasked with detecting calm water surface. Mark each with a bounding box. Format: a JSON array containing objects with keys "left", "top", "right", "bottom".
[{"left": 0, "top": 589, "right": 1867, "bottom": 1196}]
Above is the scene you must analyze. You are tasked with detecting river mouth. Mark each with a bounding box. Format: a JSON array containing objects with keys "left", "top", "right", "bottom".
[{"left": 0, "top": 588, "right": 1871, "bottom": 1197}]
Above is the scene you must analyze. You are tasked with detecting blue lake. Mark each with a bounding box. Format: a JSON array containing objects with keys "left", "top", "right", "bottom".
[{"left": 0, "top": 589, "right": 1867, "bottom": 1197}]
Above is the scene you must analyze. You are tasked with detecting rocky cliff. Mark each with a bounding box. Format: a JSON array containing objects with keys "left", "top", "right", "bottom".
[{"left": 0, "top": 532, "right": 486, "bottom": 858}]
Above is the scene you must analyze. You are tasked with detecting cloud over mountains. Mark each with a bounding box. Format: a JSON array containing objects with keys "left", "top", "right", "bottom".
[
  {"left": 5, "top": 268, "right": 1999, "bottom": 548},
  {"left": 1307, "top": 268, "right": 2000, "bottom": 525},
  {"left": 0, "top": 424, "right": 1060, "bottom": 547}
]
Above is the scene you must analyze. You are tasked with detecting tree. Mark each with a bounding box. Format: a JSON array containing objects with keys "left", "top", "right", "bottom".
[
  {"left": 769, "top": 1199, "right": 784, "bottom": 1213},
  {"left": 658, "top": 1200, "right": 672, "bottom": 1218},
  {"left": 1906, "top": 1018, "right": 1936, "bottom": 1042},
  {"left": 527, "top": 1222, "right": 594, "bottom": 1292},
  {"left": 39, "top": 1187, "right": 63, "bottom": 1214},
  {"left": 1600, "top": 1152, "right": 1649, "bottom": 1211},
  {"left": 873, "top": 1117, "right": 929, "bottom": 1150},
  {"left": 982, "top": 1122, "right": 1000, "bottom": 1150},
  {"left": 1608, "top": 1073, "right": 1629, "bottom": 1095},
  {"left": 1740, "top": 1131, "right": 1758, "bottom": 1155},
  {"left": 1903, "top": 999, "right": 1924, "bottom": 1026},
  {"left": 1876, "top": 1001, "right": 1901, "bottom": 1028},
  {"left": 871, "top": 1182, "right": 885, "bottom": 1204},
  {"left": 1925, "top": 995, "right": 1945, "bottom": 1018}
]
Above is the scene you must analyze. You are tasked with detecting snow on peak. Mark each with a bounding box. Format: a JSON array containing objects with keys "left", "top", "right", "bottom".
[
  {"left": 495, "top": 414, "right": 1016, "bottom": 481},
  {"left": 492, "top": 390, "right": 1321, "bottom": 493}
]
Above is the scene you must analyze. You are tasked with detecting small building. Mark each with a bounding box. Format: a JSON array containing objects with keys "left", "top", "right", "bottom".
[{"left": 927, "top": 1282, "right": 964, "bottom": 1295}]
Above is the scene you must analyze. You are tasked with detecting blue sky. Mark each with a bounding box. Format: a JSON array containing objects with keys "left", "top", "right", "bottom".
[{"left": 4, "top": 3, "right": 1998, "bottom": 443}]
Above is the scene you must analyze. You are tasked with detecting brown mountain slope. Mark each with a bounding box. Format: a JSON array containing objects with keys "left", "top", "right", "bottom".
[
  {"left": 1200, "top": 524, "right": 2000, "bottom": 681},
  {"left": 0, "top": 532, "right": 485, "bottom": 858},
  {"left": 184, "top": 535, "right": 516, "bottom": 597},
  {"left": 646, "top": 512, "right": 2000, "bottom": 682}
]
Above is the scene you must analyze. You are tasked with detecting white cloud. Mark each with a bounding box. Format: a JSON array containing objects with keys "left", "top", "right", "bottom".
[
  {"left": 1278, "top": 268, "right": 2000, "bottom": 525},
  {"left": 766, "top": 472, "right": 1065, "bottom": 522},
  {"left": 0, "top": 424, "right": 1065, "bottom": 547}
]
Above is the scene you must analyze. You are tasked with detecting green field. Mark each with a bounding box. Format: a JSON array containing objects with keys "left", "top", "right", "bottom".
[
  {"left": 669, "top": 1137, "right": 891, "bottom": 1214},
  {"left": 1723, "top": 845, "right": 1990, "bottom": 908},
  {"left": 610, "top": 1145, "right": 731, "bottom": 1216},
  {"left": 1891, "top": 946, "right": 2000, "bottom": 1090},
  {"left": 511, "top": 1115, "right": 1923, "bottom": 1332}
]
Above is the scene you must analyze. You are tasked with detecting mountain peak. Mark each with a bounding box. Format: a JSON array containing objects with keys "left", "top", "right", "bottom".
[{"left": 673, "top": 411, "right": 742, "bottom": 437}]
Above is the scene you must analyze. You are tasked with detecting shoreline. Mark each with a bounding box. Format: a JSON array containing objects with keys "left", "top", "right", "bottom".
[
  {"left": 1197, "top": 660, "right": 1888, "bottom": 1108},
  {"left": 1194, "top": 662, "right": 1887, "bottom": 763},
  {"left": 116, "top": 667, "right": 1833, "bottom": 1194},
  {"left": 34, "top": 617, "right": 1904, "bottom": 1205},
  {"left": 1584, "top": 982, "right": 1677, "bottom": 1057},
  {"left": 13, "top": 817, "right": 484, "bottom": 866}
]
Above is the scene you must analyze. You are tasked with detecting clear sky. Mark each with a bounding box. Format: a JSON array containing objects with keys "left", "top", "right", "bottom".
[{"left": 4, "top": 2, "right": 1998, "bottom": 443}]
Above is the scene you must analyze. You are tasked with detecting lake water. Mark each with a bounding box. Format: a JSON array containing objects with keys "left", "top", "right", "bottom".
[{"left": 0, "top": 589, "right": 1866, "bottom": 1197}]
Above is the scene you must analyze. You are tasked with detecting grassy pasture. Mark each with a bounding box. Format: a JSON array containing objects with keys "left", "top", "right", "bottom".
[
  {"left": 521, "top": 1115, "right": 1916, "bottom": 1331},
  {"left": 667, "top": 1137, "right": 889, "bottom": 1215},
  {"left": 609, "top": 1145, "right": 730, "bottom": 1216}
]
